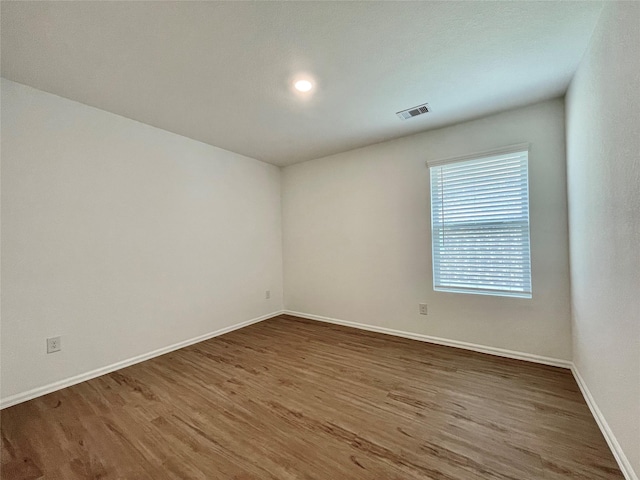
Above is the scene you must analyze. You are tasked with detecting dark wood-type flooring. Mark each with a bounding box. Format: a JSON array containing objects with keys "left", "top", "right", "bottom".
[{"left": 1, "top": 314, "right": 623, "bottom": 479}]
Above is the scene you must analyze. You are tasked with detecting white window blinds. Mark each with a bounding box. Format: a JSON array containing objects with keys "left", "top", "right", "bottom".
[{"left": 429, "top": 146, "right": 532, "bottom": 298}]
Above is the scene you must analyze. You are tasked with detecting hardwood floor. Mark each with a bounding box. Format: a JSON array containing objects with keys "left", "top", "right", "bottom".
[{"left": 1, "top": 314, "right": 623, "bottom": 479}]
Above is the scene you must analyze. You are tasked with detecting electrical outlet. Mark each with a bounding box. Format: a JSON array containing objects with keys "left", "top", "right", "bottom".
[
  {"left": 47, "top": 336, "right": 61, "bottom": 354},
  {"left": 265, "top": 290, "right": 271, "bottom": 299},
  {"left": 419, "top": 303, "right": 428, "bottom": 315}
]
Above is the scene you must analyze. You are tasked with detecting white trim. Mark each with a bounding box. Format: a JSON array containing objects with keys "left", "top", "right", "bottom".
[
  {"left": 426, "top": 142, "right": 530, "bottom": 167},
  {"left": 0, "top": 310, "right": 285, "bottom": 410},
  {"left": 3, "top": 308, "right": 634, "bottom": 480},
  {"left": 4, "top": 308, "right": 634, "bottom": 480},
  {"left": 571, "top": 364, "right": 638, "bottom": 480},
  {"left": 283, "top": 310, "right": 571, "bottom": 369}
]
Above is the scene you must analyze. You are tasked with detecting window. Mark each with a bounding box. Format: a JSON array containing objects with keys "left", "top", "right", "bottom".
[{"left": 428, "top": 145, "right": 532, "bottom": 298}]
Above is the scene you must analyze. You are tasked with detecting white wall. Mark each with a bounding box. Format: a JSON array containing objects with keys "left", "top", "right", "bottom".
[
  {"left": 283, "top": 99, "right": 572, "bottom": 361},
  {"left": 566, "top": 2, "right": 640, "bottom": 478},
  {"left": 0, "top": 79, "right": 283, "bottom": 403}
]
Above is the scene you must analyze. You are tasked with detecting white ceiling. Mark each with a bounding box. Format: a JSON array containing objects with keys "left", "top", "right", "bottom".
[{"left": 1, "top": 1, "right": 603, "bottom": 166}]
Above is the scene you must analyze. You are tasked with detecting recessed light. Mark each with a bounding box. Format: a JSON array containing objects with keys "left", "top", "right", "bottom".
[{"left": 294, "top": 79, "right": 313, "bottom": 92}]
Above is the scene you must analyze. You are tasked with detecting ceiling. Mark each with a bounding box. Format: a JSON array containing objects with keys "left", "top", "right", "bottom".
[{"left": 1, "top": 1, "right": 603, "bottom": 166}]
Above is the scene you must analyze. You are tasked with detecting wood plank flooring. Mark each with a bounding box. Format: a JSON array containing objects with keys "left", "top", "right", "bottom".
[{"left": 1, "top": 314, "right": 623, "bottom": 479}]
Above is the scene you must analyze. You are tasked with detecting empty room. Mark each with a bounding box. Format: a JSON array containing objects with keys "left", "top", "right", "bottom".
[{"left": 1, "top": 1, "right": 638, "bottom": 479}]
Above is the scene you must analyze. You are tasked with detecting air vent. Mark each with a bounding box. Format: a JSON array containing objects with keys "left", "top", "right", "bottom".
[{"left": 396, "top": 103, "right": 431, "bottom": 120}]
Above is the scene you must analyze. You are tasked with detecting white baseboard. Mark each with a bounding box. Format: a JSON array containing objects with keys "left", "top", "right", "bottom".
[
  {"left": 0, "top": 310, "right": 284, "bottom": 410},
  {"left": 4, "top": 308, "right": 634, "bottom": 480},
  {"left": 571, "top": 364, "right": 638, "bottom": 480},
  {"left": 283, "top": 310, "right": 572, "bottom": 369}
]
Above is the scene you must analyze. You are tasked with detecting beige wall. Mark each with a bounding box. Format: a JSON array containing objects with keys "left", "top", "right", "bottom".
[
  {"left": 1, "top": 79, "right": 284, "bottom": 403},
  {"left": 283, "top": 98, "right": 572, "bottom": 361},
  {"left": 566, "top": 2, "right": 640, "bottom": 477}
]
